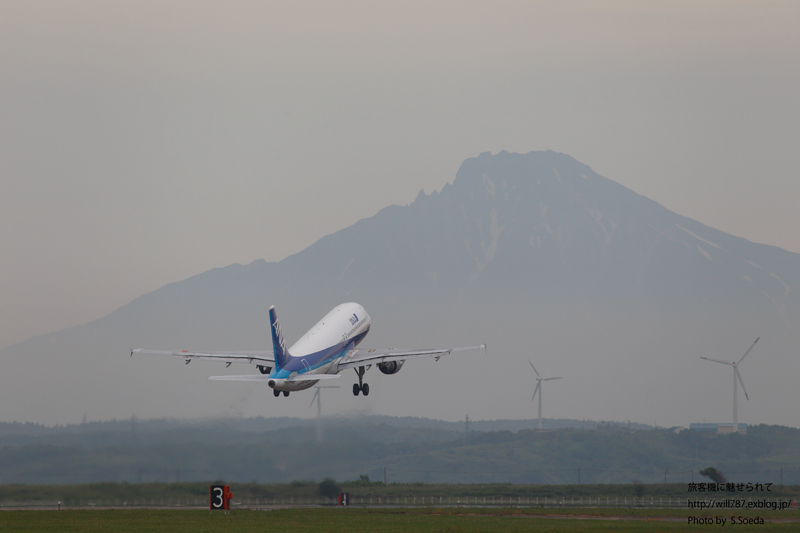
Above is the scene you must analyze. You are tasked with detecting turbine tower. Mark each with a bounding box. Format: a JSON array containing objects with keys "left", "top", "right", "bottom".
[
  {"left": 700, "top": 337, "right": 759, "bottom": 433},
  {"left": 310, "top": 384, "right": 339, "bottom": 442},
  {"left": 528, "top": 360, "right": 562, "bottom": 430}
]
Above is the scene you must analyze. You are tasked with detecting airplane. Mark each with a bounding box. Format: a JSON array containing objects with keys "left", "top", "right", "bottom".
[{"left": 132, "top": 302, "right": 486, "bottom": 397}]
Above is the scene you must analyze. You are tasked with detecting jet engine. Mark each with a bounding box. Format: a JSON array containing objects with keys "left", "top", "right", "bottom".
[{"left": 378, "top": 360, "right": 404, "bottom": 375}]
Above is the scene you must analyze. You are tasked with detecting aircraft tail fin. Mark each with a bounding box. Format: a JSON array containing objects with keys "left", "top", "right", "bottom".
[{"left": 269, "top": 306, "right": 292, "bottom": 370}]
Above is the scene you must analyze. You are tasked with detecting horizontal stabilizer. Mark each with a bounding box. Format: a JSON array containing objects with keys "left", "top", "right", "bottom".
[
  {"left": 208, "top": 373, "right": 341, "bottom": 382},
  {"left": 286, "top": 374, "right": 341, "bottom": 382},
  {"left": 208, "top": 375, "right": 271, "bottom": 381}
]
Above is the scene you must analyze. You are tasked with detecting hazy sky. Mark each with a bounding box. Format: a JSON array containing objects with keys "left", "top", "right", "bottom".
[{"left": 1, "top": 1, "right": 798, "bottom": 351}]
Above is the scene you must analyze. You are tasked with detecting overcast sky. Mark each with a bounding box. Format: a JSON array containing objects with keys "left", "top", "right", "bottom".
[{"left": 1, "top": 1, "right": 798, "bottom": 351}]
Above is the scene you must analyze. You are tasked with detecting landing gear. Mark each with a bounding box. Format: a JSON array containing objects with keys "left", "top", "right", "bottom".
[
  {"left": 353, "top": 366, "right": 369, "bottom": 396},
  {"left": 273, "top": 389, "right": 280, "bottom": 397},
  {"left": 282, "top": 391, "right": 290, "bottom": 397}
]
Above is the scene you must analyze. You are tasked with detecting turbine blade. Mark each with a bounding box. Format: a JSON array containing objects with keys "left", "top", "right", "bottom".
[
  {"left": 531, "top": 381, "right": 540, "bottom": 402},
  {"left": 309, "top": 390, "right": 319, "bottom": 407},
  {"left": 543, "top": 377, "right": 562, "bottom": 381},
  {"left": 528, "top": 359, "right": 540, "bottom": 377},
  {"left": 737, "top": 337, "right": 759, "bottom": 364},
  {"left": 700, "top": 356, "right": 733, "bottom": 366},
  {"left": 735, "top": 367, "right": 749, "bottom": 401}
]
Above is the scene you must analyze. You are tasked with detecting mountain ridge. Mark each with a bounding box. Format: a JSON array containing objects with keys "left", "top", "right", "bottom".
[{"left": 2, "top": 151, "right": 798, "bottom": 428}]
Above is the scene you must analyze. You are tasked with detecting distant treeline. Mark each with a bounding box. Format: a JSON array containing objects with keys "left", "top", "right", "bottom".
[
  {"left": 1, "top": 417, "right": 799, "bottom": 485},
  {"left": 0, "top": 415, "right": 651, "bottom": 438}
]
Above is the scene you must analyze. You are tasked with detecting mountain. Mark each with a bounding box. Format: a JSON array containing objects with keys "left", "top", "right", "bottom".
[{"left": 2, "top": 151, "right": 798, "bottom": 427}]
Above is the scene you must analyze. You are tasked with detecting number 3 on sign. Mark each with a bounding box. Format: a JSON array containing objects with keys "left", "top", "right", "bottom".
[{"left": 210, "top": 485, "right": 230, "bottom": 511}]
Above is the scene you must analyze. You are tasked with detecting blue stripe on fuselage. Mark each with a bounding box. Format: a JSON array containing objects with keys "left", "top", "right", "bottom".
[{"left": 271, "top": 327, "right": 369, "bottom": 379}]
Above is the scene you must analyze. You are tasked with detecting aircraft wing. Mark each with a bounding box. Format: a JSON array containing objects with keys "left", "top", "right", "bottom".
[
  {"left": 131, "top": 348, "right": 274, "bottom": 365},
  {"left": 337, "top": 344, "right": 486, "bottom": 371}
]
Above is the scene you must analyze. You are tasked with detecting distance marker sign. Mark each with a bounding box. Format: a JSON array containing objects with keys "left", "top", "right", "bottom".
[{"left": 210, "top": 485, "right": 232, "bottom": 511}]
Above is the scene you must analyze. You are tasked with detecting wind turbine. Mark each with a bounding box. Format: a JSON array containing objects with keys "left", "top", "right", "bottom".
[
  {"left": 528, "top": 360, "right": 562, "bottom": 430},
  {"left": 700, "top": 337, "right": 759, "bottom": 433},
  {"left": 310, "top": 384, "right": 339, "bottom": 442}
]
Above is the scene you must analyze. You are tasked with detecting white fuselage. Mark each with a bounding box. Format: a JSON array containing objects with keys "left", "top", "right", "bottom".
[{"left": 268, "top": 302, "right": 371, "bottom": 391}]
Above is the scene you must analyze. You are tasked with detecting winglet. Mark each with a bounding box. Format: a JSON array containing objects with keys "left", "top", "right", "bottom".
[{"left": 269, "top": 306, "right": 292, "bottom": 370}]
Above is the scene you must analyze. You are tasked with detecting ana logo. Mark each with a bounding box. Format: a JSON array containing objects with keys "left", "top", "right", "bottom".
[
  {"left": 349, "top": 313, "right": 359, "bottom": 325},
  {"left": 273, "top": 319, "right": 287, "bottom": 354}
]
